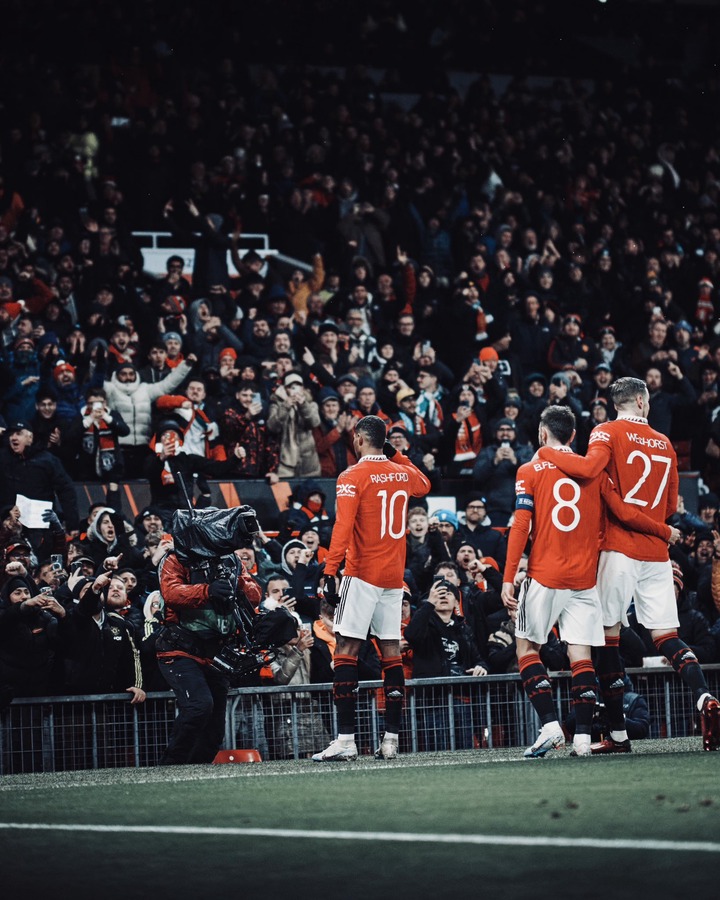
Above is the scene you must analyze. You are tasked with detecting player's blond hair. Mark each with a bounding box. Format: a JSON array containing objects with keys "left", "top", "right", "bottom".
[{"left": 610, "top": 376, "right": 648, "bottom": 409}]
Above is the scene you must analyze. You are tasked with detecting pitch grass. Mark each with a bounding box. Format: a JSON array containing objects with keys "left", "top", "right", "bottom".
[{"left": 1, "top": 739, "right": 718, "bottom": 900}]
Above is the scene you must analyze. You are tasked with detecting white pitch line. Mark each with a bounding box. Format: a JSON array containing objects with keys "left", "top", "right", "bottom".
[{"left": 0, "top": 823, "right": 719, "bottom": 853}]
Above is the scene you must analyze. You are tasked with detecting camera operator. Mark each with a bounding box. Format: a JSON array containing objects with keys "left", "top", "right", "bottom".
[{"left": 156, "top": 531, "right": 262, "bottom": 765}]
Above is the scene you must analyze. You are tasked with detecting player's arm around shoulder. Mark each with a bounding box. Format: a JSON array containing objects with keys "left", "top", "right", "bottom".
[{"left": 537, "top": 429, "right": 609, "bottom": 478}]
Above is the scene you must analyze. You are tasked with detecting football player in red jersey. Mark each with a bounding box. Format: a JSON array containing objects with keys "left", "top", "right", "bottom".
[
  {"left": 537, "top": 377, "right": 720, "bottom": 752},
  {"left": 312, "top": 415, "right": 431, "bottom": 761},
  {"left": 502, "top": 406, "right": 680, "bottom": 758}
]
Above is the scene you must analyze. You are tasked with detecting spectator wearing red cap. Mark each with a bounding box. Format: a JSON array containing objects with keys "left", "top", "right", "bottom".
[
  {"left": 0, "top": 299, "right": 23, "bottom": 351},
  {"left": 48, "top": 359, "right": 95, "bottom": 423},
  {"left": 106, "top": 325, "right": 137, "bottom": 374},
  {"left": 477, "top": 332, "right": 518, "bottom": 394}
]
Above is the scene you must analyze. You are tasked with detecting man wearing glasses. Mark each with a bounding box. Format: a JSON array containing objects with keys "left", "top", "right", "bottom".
[{"left": 458, "top": 492, "right": 507, "bottom": 570}]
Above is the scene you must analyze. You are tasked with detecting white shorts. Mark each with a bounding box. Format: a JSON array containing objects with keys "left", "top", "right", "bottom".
[
  {"left": 516, "top": 577, "right": 605, "bottom": 647},
  {"left": 597, "top": 551, "right": 678, "bottom": 630},
  {"left": 333, "top": 575, "right": 402, "bottom": 640}
]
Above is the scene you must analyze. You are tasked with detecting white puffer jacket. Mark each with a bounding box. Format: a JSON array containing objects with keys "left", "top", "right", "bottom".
[{"left": 104, "top": 362, "right": 192, "bottom": 446}]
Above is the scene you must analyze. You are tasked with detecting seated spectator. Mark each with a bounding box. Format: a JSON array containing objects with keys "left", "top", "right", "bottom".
[{"left": 565, "top": 676, "right": 651, "bottom": 743}]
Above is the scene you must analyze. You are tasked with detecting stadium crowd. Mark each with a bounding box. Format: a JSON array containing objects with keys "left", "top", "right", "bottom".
[{"left": 2, "top": 0, "right": 720, "bottom": 753}]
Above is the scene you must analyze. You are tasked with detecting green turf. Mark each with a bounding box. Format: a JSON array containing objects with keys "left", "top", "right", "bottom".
[{"left": 1, "top": 748, "right": 718, "bottom": 900}]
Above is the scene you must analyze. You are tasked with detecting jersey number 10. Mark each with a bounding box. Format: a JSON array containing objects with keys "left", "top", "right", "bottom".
[{"left": 378, "top": 489, "right": 409, "bottom": 539}]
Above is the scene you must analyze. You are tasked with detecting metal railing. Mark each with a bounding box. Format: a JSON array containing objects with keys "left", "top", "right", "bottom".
[{"left": 2, "top": 667, "right": 718, "bottom": 774}]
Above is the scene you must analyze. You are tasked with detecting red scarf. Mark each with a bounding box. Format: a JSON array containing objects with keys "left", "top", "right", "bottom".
[
  {"left": 695, "top": 294, "right": 715, "bottom": 325},
  {"left": 454, "top": 412, "right": 482, "bottom": 462}
]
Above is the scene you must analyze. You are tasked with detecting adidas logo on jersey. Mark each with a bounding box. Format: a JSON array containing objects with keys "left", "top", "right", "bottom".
[
  {"left": 336, "top": 483, "right": 357, "bottom": 497},
  {"left": 609, "top": 678, "right": 625, "bottom": 690},
  {"left": 536, "top": 679, "right": 551, "bottom": 689},
  {"left": 580, "top": 690, "right": 597, "bottom": 701}
]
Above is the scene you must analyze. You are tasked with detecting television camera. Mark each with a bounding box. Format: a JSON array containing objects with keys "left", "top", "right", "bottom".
[{"left": 171, "top": 497, "right": 297, "bottom": 683}]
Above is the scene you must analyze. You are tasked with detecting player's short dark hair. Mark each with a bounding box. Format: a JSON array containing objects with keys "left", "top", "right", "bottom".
[
  {"left": 356, "top": 415, "right": 387, "bottom": 450},
  {"left": 611, "top": 376, "right": 648, "bottom": 409},
  {"left": 540, "top": 405, "right": 575, "bottom": 445}
]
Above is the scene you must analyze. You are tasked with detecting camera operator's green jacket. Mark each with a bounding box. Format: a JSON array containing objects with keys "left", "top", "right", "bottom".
[{"left": 157, "top": 552, "right": 262, "bottom": 660}]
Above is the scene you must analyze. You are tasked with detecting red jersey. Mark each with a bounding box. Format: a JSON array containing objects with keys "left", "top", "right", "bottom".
[
  {"left": 324, "top": 453, "right": 431, "bottom": 589},
  {"left": 504, "top": 447, "right": 673, "bottom": 590},
  {"left": 537, "top": 415, "right": 678, "bottom": 562}
]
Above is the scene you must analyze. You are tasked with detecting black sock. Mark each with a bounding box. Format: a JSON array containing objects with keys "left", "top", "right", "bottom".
[
  {"left": 518, "top": 652, "right": 556, "bottom": 725},
  {"left": 654, "top": 631, "right": 709, "bottom": 704},
  {"left": 332, "top": 654, "right": 358, "bottom": 736},
  {"left": 571, "top": 659, "right": 597, "bottom": 736},
  {"left": 595, "top": 638, "right": 626, "bottom": 731},
  {"left": 382, "top": 655, "right": 405, "bottom": 734}
]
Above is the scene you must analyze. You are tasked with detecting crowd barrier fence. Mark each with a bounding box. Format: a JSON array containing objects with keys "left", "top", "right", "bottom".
[{"left": 2, "top": 666, "right": 718, "bottom": 774}]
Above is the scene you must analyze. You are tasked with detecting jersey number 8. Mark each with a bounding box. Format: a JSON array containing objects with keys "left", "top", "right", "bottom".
[{"left": 551, "top": 478, "right": 581, "bottom": 532}]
